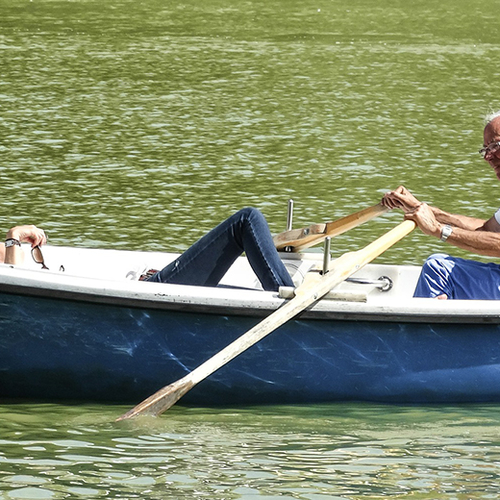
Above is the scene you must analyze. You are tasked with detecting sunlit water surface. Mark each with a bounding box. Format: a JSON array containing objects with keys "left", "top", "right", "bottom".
[
  {"left": 2, "top": 0, "right": 500, "bottom": 497},
  {"left": 2, "top": 403, "right": 500, "bottom": 499},
  {"left": 2, "top": 0, "right": 500, "bottom": 261}
]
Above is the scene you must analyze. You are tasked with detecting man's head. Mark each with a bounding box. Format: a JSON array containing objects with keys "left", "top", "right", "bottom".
[{"left": 482, "top": 112, "right": 500, "bottom": 179}]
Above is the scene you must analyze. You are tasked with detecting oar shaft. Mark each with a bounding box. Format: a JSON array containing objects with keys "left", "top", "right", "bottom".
[
  {"left": 346, "top": 219, "right": 416, "bottom": 271},
  {"left": 196, "top": 220, "right": 417, "bottom": 380},
  {"left": 118, "top": 286, "right": 322, "bottom": 419},
  {"left": 273, "top": 203, "right": 388, "bottom": 251},
  {"left": 117, "top": 219, "right": 415, "bottom": 420}
]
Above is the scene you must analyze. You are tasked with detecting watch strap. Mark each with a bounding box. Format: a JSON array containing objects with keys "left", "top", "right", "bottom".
[
  {"left": 440, "top": 225, "right": 453, "bottom": 242},
  {"left": 4, "top": 238, "right": 21, "bottom": 248}
]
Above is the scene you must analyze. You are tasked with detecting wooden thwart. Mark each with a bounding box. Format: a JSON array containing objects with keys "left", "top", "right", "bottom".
[
  {"left": 273, "top": 203, "right": 388, "bottom": 251},
  {"left": 116, "top": 218, "right": 415, "bottom": 421},
  {"left": 278, "top": 285, "right": 368, "bottom": 302}
]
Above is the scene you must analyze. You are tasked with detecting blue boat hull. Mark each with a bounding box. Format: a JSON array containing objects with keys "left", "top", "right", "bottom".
[{"left": 2, "top": 291, "right": 500, "bottom": 405}]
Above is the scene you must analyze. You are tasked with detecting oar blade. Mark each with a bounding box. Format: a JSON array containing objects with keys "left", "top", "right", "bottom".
[{"left": 116, "top": 377, "right": 194, "bottom": 421}]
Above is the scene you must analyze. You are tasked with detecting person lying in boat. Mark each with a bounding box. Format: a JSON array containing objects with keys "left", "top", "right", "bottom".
[
  {"left": 0, "top": 225, "right": 47, "bottom": 266},
  {"left": 142, "top": 207, "right": 294, "bottom": 291},
  {"left": 1, "top": 210, "right": 293, "bottom": 291},
  {"left": 382, "top": 111, "right": 500, "bottom": 300}
]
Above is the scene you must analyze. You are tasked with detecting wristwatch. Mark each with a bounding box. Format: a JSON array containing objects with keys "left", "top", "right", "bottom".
[
  {"left": 440, "top": 225, "right": 453, "bottom": 242},
  {"left": 4, "top": 238, "right": 21, "bottom": 248}
]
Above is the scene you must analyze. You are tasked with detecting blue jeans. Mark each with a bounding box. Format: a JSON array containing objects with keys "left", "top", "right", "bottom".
[
  {"left": 414, "top": 253, "right": 500, "bottom": 299},
  {"left": 147, "top": 207, "right": 294, "bottom": 291}
]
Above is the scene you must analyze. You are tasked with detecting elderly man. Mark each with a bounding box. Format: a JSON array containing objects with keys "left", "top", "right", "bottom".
[{"left": 382, "top": 111, "right": 500, "bottom": 300}]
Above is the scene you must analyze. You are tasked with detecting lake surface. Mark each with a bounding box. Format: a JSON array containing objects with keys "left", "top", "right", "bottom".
[
  {"left": 2, "top": 402, "right": 500, "bottom": 499},
  {"left": 2, "top": 0, "right": 500, "bottom": 497}
]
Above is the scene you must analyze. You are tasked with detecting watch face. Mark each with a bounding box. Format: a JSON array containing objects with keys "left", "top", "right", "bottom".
[
  {"left": 441, "top": 225, "right": 452, "bottom": 241},
  {"left": 5, "top": 239, "right": 21, "bottom": 248}
]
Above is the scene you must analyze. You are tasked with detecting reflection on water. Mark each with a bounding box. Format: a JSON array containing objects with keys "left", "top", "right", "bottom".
[{"left": 1, "top": 403, "right": 500, "bottom": 498}]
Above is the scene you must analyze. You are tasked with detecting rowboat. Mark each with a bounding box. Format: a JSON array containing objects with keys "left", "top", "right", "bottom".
[{"left": 2, "top": 239, "right": 500, "bottom": 406}]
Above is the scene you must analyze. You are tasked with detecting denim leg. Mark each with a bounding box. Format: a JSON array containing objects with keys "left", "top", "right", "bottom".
[{"left": 147, "top": 207, "right": 294, "bottom": 291}]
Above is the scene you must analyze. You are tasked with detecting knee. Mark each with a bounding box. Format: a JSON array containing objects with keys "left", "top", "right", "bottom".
[
  {"left": 235, "top": 207, "right": 264, "bottom": 223},
  {"left": 420, "top": 253, "right": 457, "bottom": 285},
  {"left": 414, "top": 253, "right": 454, "bottom": 298},
  {"left": 237, "top": 207, "right": 261, "bottom": 218},
  {"left": 422, "top": 253, "right": 451, "bottom": 272}
]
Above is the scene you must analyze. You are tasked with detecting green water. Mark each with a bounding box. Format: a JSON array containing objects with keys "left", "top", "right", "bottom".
[
  {"left": 2, "top": 403, "right": 500, "bottom": 499},
  {"left": 2, "top": 0, "right": 500, "bottom": 497},
  {"left": 2, "top": 0, "right": 500, "bottom": 259}
]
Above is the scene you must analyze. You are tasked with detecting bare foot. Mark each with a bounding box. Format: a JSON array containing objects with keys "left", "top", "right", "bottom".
[{"left": 436, "top": 294, "right": 448, "bottom": 300}]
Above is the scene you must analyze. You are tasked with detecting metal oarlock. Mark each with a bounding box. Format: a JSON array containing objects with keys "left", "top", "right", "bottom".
[
  {"left": 322, "top": 236, "right": 331, "bottom": 275},
  {"left": 286, "top": 199, "right": 294, "bottom": 231},
  {"left": 284, "top": 199, "right": 294, "bottom": 252}
]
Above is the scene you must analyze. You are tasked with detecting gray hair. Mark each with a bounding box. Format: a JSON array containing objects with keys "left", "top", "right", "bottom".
[{"left": 485, "top": 110, "right": 500, "bottom": 123}]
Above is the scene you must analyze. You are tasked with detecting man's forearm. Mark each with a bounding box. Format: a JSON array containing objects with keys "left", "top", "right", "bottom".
[
  {"left": 443, "top": 225, "right": 500, "bottom": 257},
  {"left": 430, "top": 206, "right": 486, "bottom": 231}
]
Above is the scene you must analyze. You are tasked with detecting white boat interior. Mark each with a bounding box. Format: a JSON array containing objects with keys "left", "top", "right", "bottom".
[{"left": 0, "top": 244, "right": 499, "bottom": 322}]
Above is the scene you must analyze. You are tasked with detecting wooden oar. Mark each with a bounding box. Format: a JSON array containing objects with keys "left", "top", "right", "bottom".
[
  {"left": 116, "top": 219, "right": 415, "bottom": 421},
  {"left": 273, "top": 203, "right": 388, "bottom": 251}
]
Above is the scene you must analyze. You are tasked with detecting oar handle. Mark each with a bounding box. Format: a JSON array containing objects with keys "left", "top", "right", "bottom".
[{"left": 273, "top": 203, "right": 388, "bottom": 251}]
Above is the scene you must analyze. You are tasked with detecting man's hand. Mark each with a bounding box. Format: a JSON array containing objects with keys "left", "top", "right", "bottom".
[
  {"left": 404, "top": 203, "right": 441, "bottom": 238},
  {"left": 382, "top": 186, "right": 422, "bottom": 213}
]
